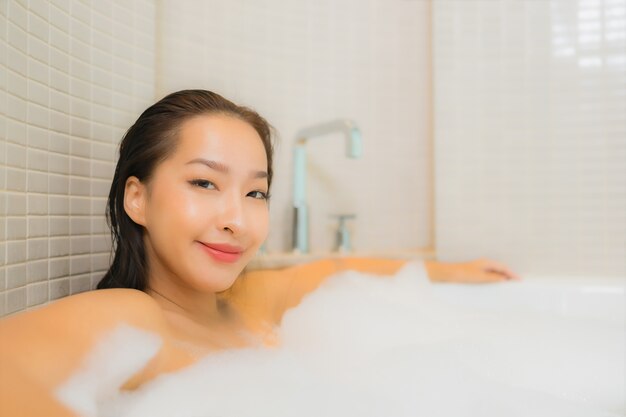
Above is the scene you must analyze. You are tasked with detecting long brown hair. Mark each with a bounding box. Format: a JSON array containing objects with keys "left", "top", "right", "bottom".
[{"left": 97, "top": 90, "right": 274, "bottom": 290}]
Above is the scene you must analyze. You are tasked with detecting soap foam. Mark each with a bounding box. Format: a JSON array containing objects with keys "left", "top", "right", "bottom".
[{"left": 56, "top": 262, "right": 625, "bottom": 417}]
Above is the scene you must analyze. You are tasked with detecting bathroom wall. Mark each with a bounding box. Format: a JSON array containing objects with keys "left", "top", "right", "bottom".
[
  {"left": 156, "top": 0, "right": 433, "bottom": 254},
  {"left": 0, "top": 0, "right": 156, "bottom": 316},
  {"left": 433, "top": 0, "right": 626, "bottom": 276}
]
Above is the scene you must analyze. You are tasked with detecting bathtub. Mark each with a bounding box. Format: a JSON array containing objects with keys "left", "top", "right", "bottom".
[
  {"left": 429, "top": 274, "right": 624, "bottom": 322},
  {"left": 56, "top": 263, "right": 625, "bottom": 417}
]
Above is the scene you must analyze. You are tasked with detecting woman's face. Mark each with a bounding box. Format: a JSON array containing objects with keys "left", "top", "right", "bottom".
[{"left": 126, "top": 114, "right": 270, "bottom": 293}]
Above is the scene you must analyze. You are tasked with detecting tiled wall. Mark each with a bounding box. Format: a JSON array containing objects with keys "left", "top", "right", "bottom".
[
  {"left": 0, "top": 0, "right": 156, "bottom": 316},
  {"left": 433, "top": 0, "right": 626, "bottom": 276},
  {"left": 157, "top": 0, "right": 434, "bottom": 254}
]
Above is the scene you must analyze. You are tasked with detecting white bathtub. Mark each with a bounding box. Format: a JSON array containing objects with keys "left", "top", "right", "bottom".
[
  {"left": 57, "top": 265, "right": 625, "bottom": 417},
  {"left": 429, "top": 275, "right": 624, "bottom": 322},
  {"left": 425, "top": 274, "right": 625, "bottom": 415}
]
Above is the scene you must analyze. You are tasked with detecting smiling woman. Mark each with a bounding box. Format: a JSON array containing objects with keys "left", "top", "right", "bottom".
[
  {"left": 0, "top": 90, "right": 518, "bottom": 417},
  {"left": 122, "top": 114, "right": 270, "bottom": 297}
]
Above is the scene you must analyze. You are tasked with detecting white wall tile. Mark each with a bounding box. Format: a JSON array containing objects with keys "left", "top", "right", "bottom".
[
  {"left": 49, "top": 258, "right": 69, "bottom": 279},
  {"left": 27, "top": 259, "right": 48, "bottom": 283},
  {"left": 8, "top": 21, "right": 28, "bottom": 52},
  {"left": 6, "top": 287, "right": 27, "bottom": 314},
  {"left": 6, "top": 218, "right": 27, "bottom": 240},
  {"left": 27, "top": 238, "right": 48, "bottom": 261},
  {"left": 6, "top": 264, "right": 27, "bottom": 290},
  {"left": 27, "top": 217, "right": 48, "bottom": 238},
  {"left": 70, "top": 274, "right": 91, "bottom": 295},
  {"left": 49, "top": 195, "right": 69, "bottom": 215},
  {"left": 6, "top": 94, "right": 27, "bottom": 122},
  {"left": 1, "top": 0, "right": 155, "bottom": 316},
  {"left": 26, "top": 194, "right": 48, "bottom": 215},
  {"left": 9, "top": 1, "right": 27, "bottom": 31},
  {"left": 6, "top": 168, "right": 26, "bottom": 191},
  {"left": 49, "top": 236, "right": 69, "bottom": 257},
  {"left": 6, "top": 143, "right": 27, "bottom": 168},
  {"left": 7, "top": 45, "right": 27, "bottom": 74},
  {"left": 27, "top": 281, "right": 48, "bottom": 306},
  {"left": 27, "top": 34, "right": 48, "bottom": 63},
  {"left": 48, "top": 277, "right": 69, "bottom": 300},
  {"left": 7, "top": 69, "right": 27, "bottom": 98},
  {"left": 159, "top": 0, "right": 432, "bottom": 253},
  {"left": 6, "top": 193, "right": 27, "bottom": 215},
  {"left": 27, "top": 148, "right": 48, "bottom": 171},
  {"left": 433, "top": 0, "right": 626, "bottom": 276},
  {"left": 27, "top": 126, "right": 48, "bottom": 150}
]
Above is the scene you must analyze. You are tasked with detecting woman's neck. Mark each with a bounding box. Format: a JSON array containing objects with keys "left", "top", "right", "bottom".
[{"left": 146, "top": 279, "right": 223, "bottom": 327}]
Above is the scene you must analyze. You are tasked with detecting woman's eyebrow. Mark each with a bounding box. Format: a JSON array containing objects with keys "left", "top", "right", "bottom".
[{"left": 186, "top": 158, "right": 268, "bottom": 179}]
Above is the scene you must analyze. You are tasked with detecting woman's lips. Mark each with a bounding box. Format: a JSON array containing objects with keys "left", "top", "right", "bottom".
[{"left": 198, "top": 242, "right": 243, "bottom": 263}]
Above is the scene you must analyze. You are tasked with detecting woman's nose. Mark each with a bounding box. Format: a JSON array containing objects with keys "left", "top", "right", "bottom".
[{"left": 216, "top": 193, "right": 245, "bottom": 235}]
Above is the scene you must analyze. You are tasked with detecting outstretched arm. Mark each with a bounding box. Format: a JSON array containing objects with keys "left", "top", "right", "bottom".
[
  {"left": 424, "top": 258, "right": 520, "bottom": 283},
  {"left": 229, "top": 257, "right": 520, "bottom": 325}
]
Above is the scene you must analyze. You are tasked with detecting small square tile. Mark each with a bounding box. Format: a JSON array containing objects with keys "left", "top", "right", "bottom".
[
  {"left": 69, "top": 177, "right": 90, "bottom": 196},
  {"left": 91, "top": 252, "right": 109, "bottom": 271},
  {"left": 28, "top": 58, "right": 48, "bottom": 85},
  {"left": 6, "top": 217, "right": 27, "bottom": 240},
  {"left": 27, "top": 148, "right": 49, "bottom": 171},
  {"left": 6, "top": 168, "right": 26, "bottom": 191},
  {"left": 49, "top": 278, "right": 69, "bottom": 300},
  {"left": 27, "top": 31, "right": 49, "bottom": 62},
  {"left": 26, "top": 102, "right": 49, "bottom": 129},
  {"left": 49, "top": 236, "right": 70, "bottom": 257},
  {"left": 27, "top": 171, "right": 49, "bottom": 193},
  {"left": 28, "top": 217, "right": 48, "bottom": 238},
  {"left": 27, "top": 259, "right": 48, "bottom": 284},
  {"left": 7, "top": 240, "right": 27, "bottom": 264},
  {"left": 27, "top": 126, "right": 48, "bottom": 150},
  {"left": 27, "top": 281, "right": 49, "bottom": 307},
  {"left": 70, "top": 217, "right": 90, "bottom": 235},
  {"left": 6, "top": 264, "right": 27, "bottom": 290},
  {"left": 48, "top": 174, "right": 70, "bottom": 194},
  {"left": 49, "top": 217, "right": 70, "bottom": 236},
  {"left": 70, "top": 235, "right": 90, "bottom": 255},
  {"left": 28, "top": 194, "right": 48, "bottom": 215},
  {"left": 6, "top": 287, "right": 27, "bottom": 315},
  {"left": 27, "top": 238, "right": 48, "bottom": 261},
  {"left": 49, "top": 257, "right": 69, "bottom": 279},
  {"left": 70, "top": 254, "right": 91, "bottom": 275},
  {"left": 70, "top": 274, "right": 91, "bottom": 295},
  {"left": 6, "top": 143, "right": 27, "bottom": 169},
  {"left": 8, "top": 1, "right": 27, "bottom": 31},
  {"left": 5, "top": 193, "right": 26, "bottom": 216}
]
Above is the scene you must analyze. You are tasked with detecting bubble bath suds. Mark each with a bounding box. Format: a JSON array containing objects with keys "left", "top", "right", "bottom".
[{"left": 56, "top": 262, "right": 625, "bottom": 417}]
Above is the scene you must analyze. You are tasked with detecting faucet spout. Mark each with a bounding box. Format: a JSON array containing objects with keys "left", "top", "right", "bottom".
[
  {"left": 295, "top": 119, "right": 362, "bottom": 158},
  {"left": 292, "top": 119, "right": 362, "bottom": 254}
]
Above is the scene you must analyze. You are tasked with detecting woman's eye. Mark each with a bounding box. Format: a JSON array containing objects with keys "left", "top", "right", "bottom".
[
  {"left": 248, "top": 190, "right": 269, "bottom": 200},
  {"left": 189, "top": 179, "right": 216, "bottom": 190}
]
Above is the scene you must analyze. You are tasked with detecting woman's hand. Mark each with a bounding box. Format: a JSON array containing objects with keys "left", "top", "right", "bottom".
[{"left": 424, "top": 258, "right": 520, "bottom": 283}]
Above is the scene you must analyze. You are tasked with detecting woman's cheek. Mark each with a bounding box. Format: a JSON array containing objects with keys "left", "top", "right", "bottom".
[
  {"left": 174, "top": 191, "right": 204, "bottom": 224},
  {"left": 252, "top": 204, "right": 270, "bottom": 240}
]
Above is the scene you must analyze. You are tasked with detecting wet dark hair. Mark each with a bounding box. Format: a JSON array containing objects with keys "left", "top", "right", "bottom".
[{"left": 97, "top": 89, "right": 274, "bottom": 291}]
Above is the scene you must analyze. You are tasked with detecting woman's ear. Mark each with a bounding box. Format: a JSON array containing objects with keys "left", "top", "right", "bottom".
[{"left": 124, "top": 176, "right": 147, "bottom": 226}]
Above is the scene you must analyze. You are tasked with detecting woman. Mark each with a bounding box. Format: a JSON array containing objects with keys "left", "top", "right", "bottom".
[{"left": 0, "top": 90, "right": 518, "bottom": 416}]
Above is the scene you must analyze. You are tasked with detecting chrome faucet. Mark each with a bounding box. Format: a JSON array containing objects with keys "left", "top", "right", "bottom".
[{"left": 292, "top": 119, "right": 362, "bottom": 253}]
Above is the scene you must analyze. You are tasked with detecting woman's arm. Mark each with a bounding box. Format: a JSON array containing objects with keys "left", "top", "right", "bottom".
[
  {"left": 424, "top": 258, "right": 520, "bottom": 283},
  {"left": 230, "top": 257, "right": 519, "bottom": 325},
  {"left": 0, "top": 289, "right": 184, "bottom": 416}
]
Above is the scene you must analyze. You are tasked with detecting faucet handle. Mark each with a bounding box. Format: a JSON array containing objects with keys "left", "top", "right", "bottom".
[{"left": 330, "top": 214, "right": 356, "bottom": 253}]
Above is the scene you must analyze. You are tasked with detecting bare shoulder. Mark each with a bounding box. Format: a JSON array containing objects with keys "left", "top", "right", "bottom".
[
  {"left": 0, "top": 288, "right": 166, "bottom": 336},
  {"left": 0, "top": 288, "right": 171, "bottom": 390}
]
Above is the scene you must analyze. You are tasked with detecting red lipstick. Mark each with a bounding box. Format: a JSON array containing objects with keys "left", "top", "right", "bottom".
[{"left": 198, "top": 242, "right": 243, "bottom": 263}]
